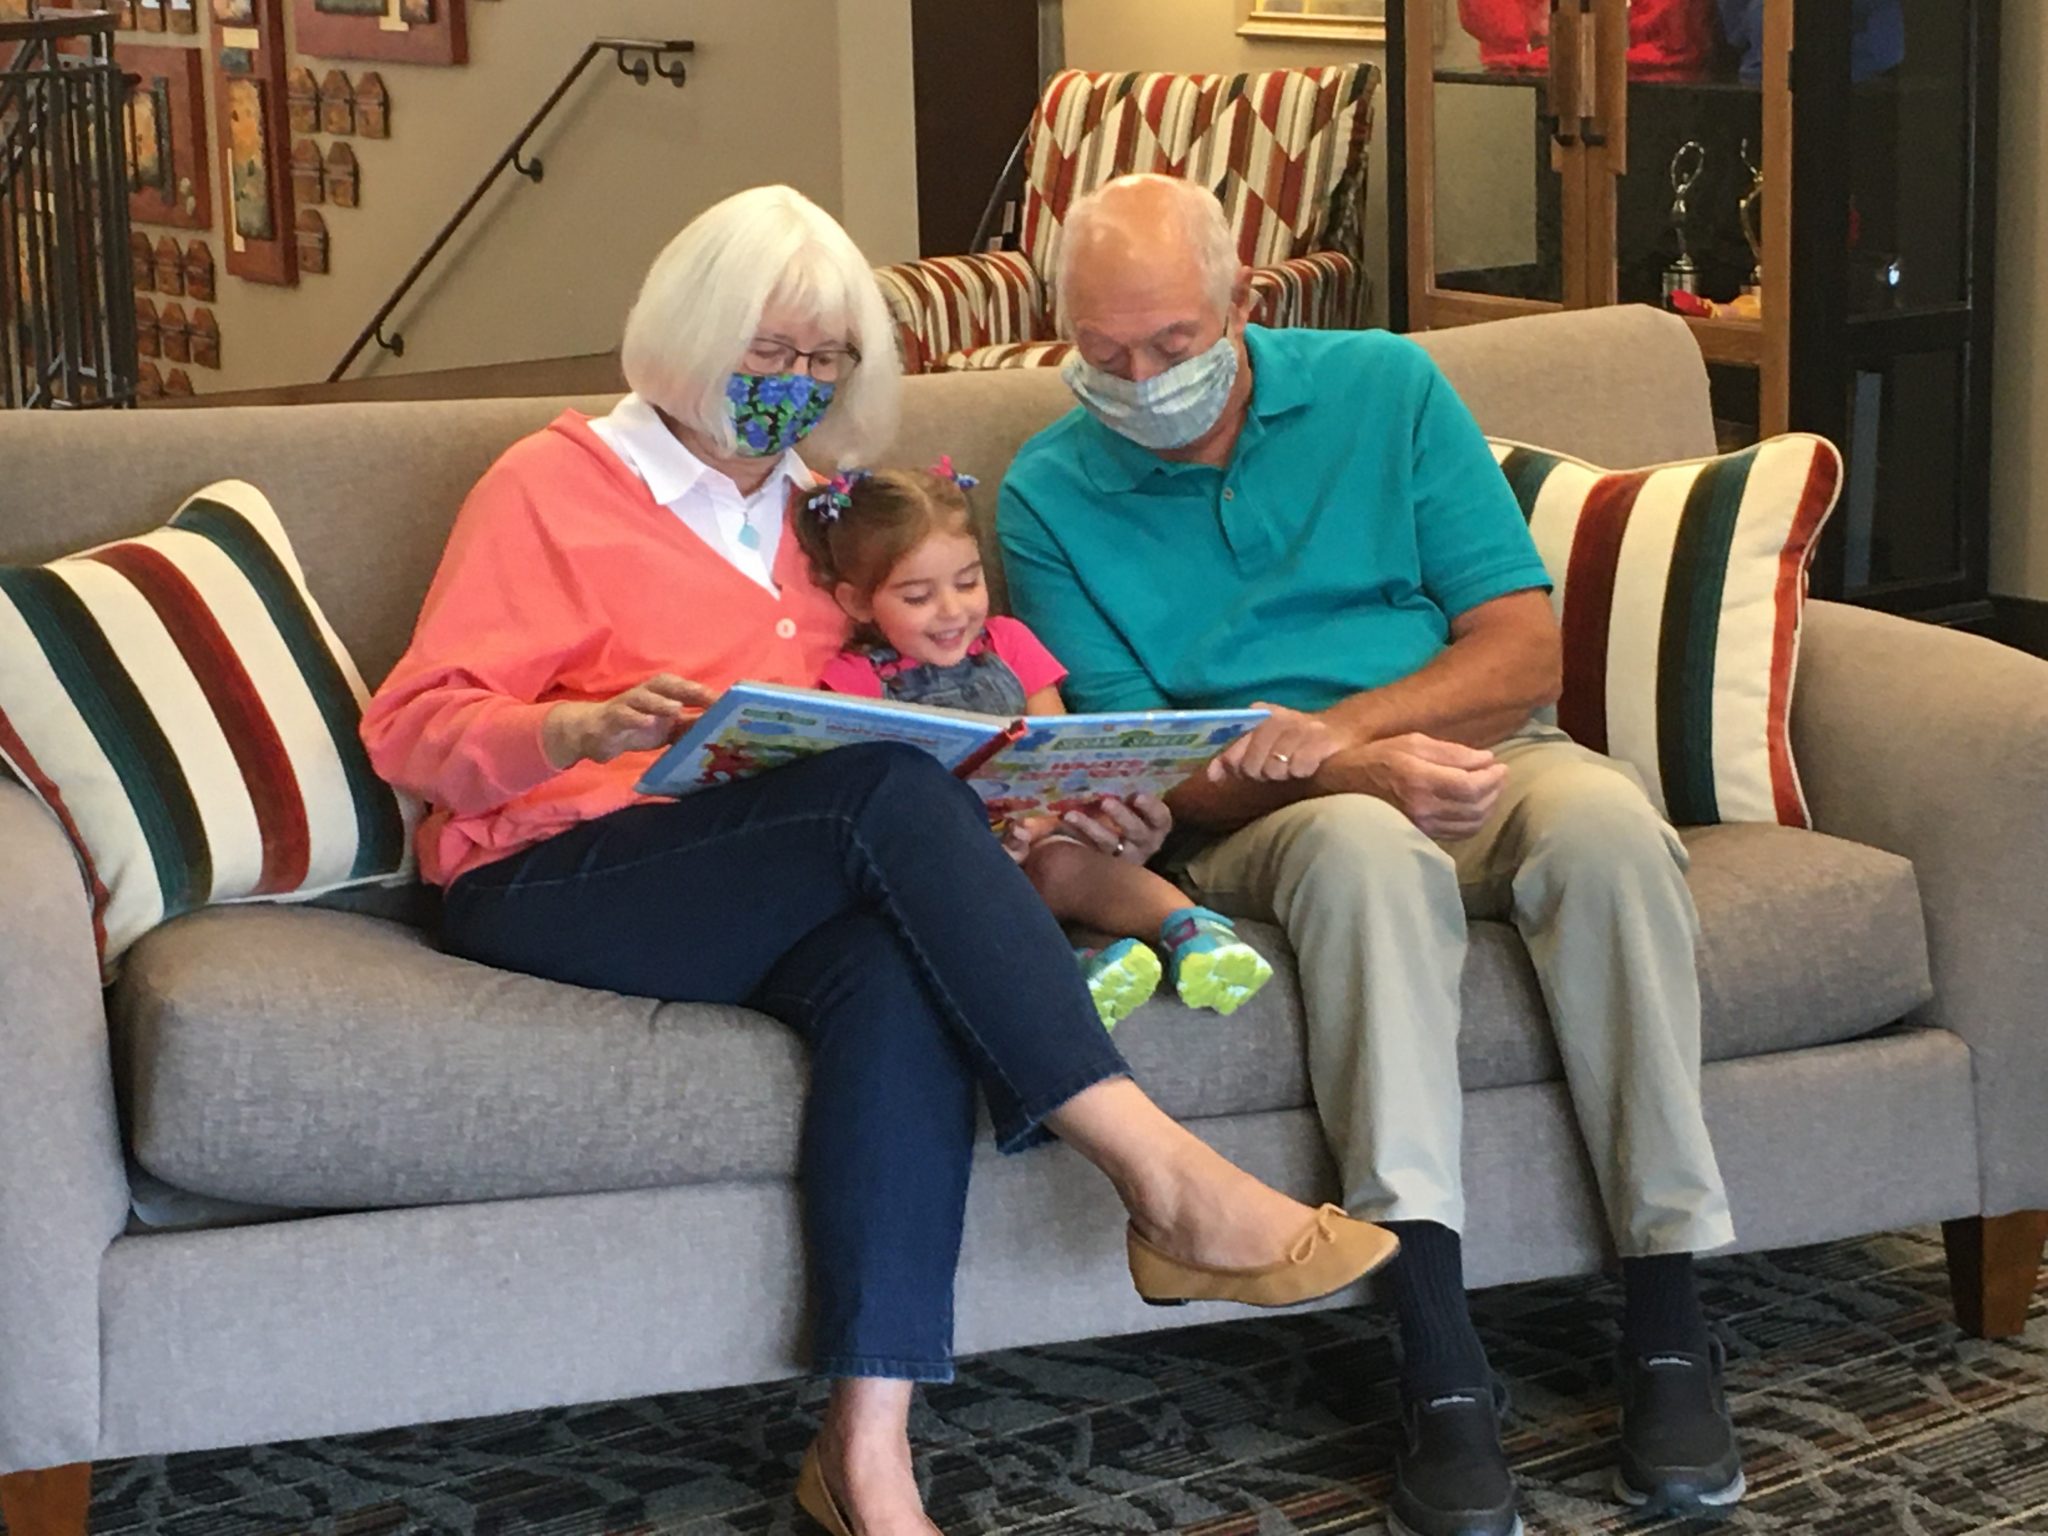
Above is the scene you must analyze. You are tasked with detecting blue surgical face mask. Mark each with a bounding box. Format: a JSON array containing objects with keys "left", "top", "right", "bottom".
[{"left": 1061, "top": 333, "right": 1241, "bottom": 452}]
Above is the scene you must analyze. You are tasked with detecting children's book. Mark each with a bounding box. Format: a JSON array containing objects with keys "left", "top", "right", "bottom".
[{"left": 635, "top": 682, "right": 1266, "bottom": 830}]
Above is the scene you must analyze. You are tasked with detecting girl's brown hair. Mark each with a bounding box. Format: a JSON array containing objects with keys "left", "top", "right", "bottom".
[{"left": 794, "top": 467, "right": 977, "bottom": 597}]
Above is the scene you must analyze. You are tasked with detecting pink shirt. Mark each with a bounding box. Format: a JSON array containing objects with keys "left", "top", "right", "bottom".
[
  {"left": 360, "top": 411, "right": 851, "bottom": 887},
  {"left": 817, "top": 614, "right": 1068, "bottom": 703}
]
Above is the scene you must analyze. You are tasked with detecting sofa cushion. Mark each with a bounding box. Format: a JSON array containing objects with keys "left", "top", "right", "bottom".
[{"left": 112, "top": 823, "right": 1930, "bottom": 1211}]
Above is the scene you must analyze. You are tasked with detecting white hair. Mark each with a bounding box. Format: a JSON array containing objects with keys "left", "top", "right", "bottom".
[
  {"left": 620, "top": 185, "right": 900, "bottom": 467},
  {"left": 1054, "top": 174, "right": 1239, "bottom": 330}
]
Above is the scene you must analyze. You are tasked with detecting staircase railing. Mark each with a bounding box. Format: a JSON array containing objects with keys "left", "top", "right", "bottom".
[
  {"left": 329, "top": 36, "right": 692, "bottom": 383},
  {"left": 1, "top": 7, "right": 137, "bottom": 409}
]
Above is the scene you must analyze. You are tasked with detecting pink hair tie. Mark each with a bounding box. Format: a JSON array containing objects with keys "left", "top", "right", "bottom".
[{"left": 929, "top": 454, "right": 980, "bottom": 491}]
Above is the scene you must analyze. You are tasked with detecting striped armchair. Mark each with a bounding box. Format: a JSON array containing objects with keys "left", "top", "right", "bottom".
[{"left": 875, "top": 65, "right": 1379, "bottom": 375}]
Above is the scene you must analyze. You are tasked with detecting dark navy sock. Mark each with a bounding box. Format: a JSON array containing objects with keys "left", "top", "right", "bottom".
[
  {"left": 1621, "top": 1252, "right": 1713, "bottom": 1357},
  {"left": 1381, "top": 1220, "right": 1493, "bottom": 1400}
]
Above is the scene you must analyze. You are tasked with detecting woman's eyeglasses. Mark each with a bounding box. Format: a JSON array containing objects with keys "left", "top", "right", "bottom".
[{"left": 744, "top": 338, "right": 863, "bottom": 384}]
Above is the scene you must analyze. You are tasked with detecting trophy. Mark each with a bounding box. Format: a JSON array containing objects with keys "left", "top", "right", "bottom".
[
  {"left": 1739, "top": 138, "right": 1765, "bottom": 296},
  {"left": 1662, "top": 141, "right": 1706, "bottom": 303}
]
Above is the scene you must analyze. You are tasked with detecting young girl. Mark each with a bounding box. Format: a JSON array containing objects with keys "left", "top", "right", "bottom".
[{"left": 797, "top": 460, "right": 1274, "bottom": 1029}]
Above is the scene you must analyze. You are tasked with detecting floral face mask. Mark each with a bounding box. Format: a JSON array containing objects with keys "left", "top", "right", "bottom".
[{"left": 726, "top": 371, "right": 835, "bottom": 458}]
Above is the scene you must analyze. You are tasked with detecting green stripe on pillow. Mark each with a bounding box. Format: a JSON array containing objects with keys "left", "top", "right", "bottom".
[
  {"left": 172, "top": 496, "right": 408, "bottom": 879},
  {"left": 1655, "top": 447, "right": 1753, "bottom": 826},
  {"left": 0, "top": 565, "right": 213, "bottom": 913}
]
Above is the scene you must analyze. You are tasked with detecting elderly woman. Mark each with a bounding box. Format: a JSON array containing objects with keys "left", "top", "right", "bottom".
[{"left": 362, "top": 185, "right": 1393, "bottom": 1536}]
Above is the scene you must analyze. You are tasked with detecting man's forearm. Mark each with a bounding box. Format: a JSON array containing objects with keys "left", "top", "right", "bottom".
[
  {"left": 1167, "top": 599, "right": 1561, "bottom": 832},
  {"left": 1166, "top": 769, "right": 1311, "bottom": 832},
  {"left": 1325, "top": 604, "right": 1561, "bottom": 750}
]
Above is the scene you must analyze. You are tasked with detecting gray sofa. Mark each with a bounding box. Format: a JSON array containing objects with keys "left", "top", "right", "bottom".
[{"left": 3, "top": 306, "right": 2045, "bottom": 1528}]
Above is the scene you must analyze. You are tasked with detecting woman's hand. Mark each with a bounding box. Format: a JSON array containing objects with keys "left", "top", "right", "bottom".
[
  {"left": 1206, "top": 704, "right": 1350, "bottom": 784},
  {"left": 1056, "top": 793, "right": 1173, "bottom": 863},
  {"left": 542, "top": 674, "right": 716, "bottom": 770}
]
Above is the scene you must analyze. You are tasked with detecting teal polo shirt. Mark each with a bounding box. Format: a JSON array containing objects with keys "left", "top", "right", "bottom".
[{"left": 998, "top": 325, "right": 1552, "bottom": 714}]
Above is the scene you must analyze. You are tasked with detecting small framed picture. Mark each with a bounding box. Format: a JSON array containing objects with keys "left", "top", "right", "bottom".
[{"left": 1239, "top": 0, "right": 1387, "bottom": 43}]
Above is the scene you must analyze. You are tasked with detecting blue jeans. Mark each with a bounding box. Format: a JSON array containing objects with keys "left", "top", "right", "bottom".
[{"left": 440, "top": 743, "right": 1129, "bottom": 1381}]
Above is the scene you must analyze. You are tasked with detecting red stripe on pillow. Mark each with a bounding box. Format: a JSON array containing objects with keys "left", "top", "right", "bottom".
[
  {"left": 1556, "top": 471, "right": 1647, "bottom": 754},
  {"left": 1765, "top": 446, "right": 1841, "bottom": 828},
  {"left": 89, "top": 543, "right": 313, "bottom": 894},
  {"left": 0, "top": 707, "right": 111, "bottom": 957}
]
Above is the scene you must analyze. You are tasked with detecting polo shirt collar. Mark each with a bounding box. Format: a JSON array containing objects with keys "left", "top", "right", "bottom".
[
  {"left": 606, "top": 391, "right": 809, "bottom": 505},
  {"left": 1078, "top": 325, "right": 1311, "bottom": 493}
]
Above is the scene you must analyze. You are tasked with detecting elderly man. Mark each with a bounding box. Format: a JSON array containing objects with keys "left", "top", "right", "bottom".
[{"left": 999, "top": 174, "right": 1742, "bottom": 1536}]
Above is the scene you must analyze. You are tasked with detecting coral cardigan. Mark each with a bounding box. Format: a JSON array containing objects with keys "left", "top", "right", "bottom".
[{"left": 361, "top": 411, "right": 849, "bottom": 886}]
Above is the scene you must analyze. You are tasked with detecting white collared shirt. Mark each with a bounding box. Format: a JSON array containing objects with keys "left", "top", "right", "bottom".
[{"left": 589, "top": 392, "right": 808, "bottom": 594}]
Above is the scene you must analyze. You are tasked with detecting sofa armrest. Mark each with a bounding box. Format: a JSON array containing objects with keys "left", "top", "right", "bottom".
[
  {"left": 0, "top": 781, "right": 129, "bottom": 1473},
  {"left": 1792, "top": 602, "right": 2048, "bottom": 1216},
  {"left": 1248, "top": 253, "right": 1369, "bottom": 331},
  {"left": 872, "top": 252, "right": 1047, "bottom": 374}
]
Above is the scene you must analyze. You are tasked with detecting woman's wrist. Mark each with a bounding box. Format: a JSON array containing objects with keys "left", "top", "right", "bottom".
[{"left": 540, "top": 702, "right": 590, "bottom": 771}]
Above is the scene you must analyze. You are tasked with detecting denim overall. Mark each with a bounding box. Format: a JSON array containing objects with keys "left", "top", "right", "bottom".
[{"left": 869, "top": 637, "right": 1028, "bottom": 717}]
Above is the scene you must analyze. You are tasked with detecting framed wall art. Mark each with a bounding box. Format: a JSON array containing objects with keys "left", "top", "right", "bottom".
[
  {"left": 1238, "top": 0, "right": 1386, "bottom": 43},
  {"left": 119, "top": 44, "right": 211, "bottom": 230},
  {"left": 211, "top": 0, "right": 298, "bottom": 284},
  {"left": 291, "top": 0, "right": 466, "bottom": 67}
]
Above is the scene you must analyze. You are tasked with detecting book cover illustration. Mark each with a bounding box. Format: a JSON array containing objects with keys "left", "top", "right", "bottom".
[
  {"left": 967, "top": 712, "right": 1263, "bottom": 831},
  {"left": 635, "top": 684, "right": 996, "bottom": 798},
  {"left": 635, "top": 684, "right": 1266, "bottom": 832}
]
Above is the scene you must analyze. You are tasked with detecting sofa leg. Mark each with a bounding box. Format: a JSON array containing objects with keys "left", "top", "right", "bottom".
[
  {"left": 1944, "top": 1211, "right": 2048, "bottom": 1339},
  {"left": 0, "top": 1463, "right": 91, "bottom": 1536}
]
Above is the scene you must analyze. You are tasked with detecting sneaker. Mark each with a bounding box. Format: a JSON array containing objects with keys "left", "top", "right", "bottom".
[
  {"left": 1388, "top": 1383, "right": 1522, "bottom": 1536},
  {"left": 1612, "top": 1339, "right": 1745, "bottom": 1516},
  {"left": 1160, "top": 906, "right": 1274, "bottom": 1016},
  {"left": 1078, "top": 939, "right": 1161, "bottom": 1030}
]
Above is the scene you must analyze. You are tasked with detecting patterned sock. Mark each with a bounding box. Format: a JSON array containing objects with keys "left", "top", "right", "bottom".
[
  {"left": 1621, "top": 1252, "right": 1713, "bottom": 1357},
  {"left": 1159, "top": 906, "right": 1274, "bottom": 1016},
  {"left": 1381, "top": 1220, "right": 1494, "bottom": 1401},
  {"left": 1077, "top": 939, "right": 1161, "bottom": 1031}
]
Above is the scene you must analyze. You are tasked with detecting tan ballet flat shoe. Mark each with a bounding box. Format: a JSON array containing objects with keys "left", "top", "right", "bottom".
[
  {"left": 1128, "top": 1202, "right": 1401, "bottom": 1308},
  {"left": 796, "top": 1444, "right": 855, "bottom": 1536}
]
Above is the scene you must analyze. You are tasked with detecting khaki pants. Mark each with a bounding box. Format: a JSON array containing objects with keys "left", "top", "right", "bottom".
[{"left": 1183, "top": 727, "right": 1735, "bottom": 1257}]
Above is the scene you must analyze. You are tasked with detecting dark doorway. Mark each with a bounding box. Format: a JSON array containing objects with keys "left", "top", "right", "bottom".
[{"left": 910, "top": 0, "right": 1041, "bottom": 257}]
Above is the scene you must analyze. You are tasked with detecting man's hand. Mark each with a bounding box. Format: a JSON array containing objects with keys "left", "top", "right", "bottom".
[
  {"left": 1207, "top": 704, "right": 1351, "bottom": 784},
  {"left": 542, "top": 674, "right": 716, "bottom": 769},
  {"left": 1320, "top": 733, "right": 1507, "bottom": 841}
]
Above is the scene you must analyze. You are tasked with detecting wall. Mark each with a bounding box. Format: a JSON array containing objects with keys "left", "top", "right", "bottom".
[
  {"left": 1988, "top": 0, "right": 2047, "bottom": 600},
  {"left": 1061, "top": 0, "right": 1390, "bottom": 325},
  {"left": 838, "top": 0, "right": 920, "bottom": 267},
  {"left": 181, "top": 0, "right": 916, "bottom": 393}
]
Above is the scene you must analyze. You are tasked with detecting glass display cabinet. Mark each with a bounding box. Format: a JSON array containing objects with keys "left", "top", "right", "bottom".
[{"left": 1387, "top": 0, "right": 2001, "bottom": 622}]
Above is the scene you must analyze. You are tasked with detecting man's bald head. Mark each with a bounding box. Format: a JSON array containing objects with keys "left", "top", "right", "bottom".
[{"left": 1055, "top": 174, "right": 1249, "bottom": 383}]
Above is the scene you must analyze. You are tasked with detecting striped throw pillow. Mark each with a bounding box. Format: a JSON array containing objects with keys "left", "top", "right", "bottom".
[
  {"left": 1491, "top": 435, "right": 1844, "bottom": 828},
  {"left": 0, "top": 480, "right": 419, "bottom": 969}
]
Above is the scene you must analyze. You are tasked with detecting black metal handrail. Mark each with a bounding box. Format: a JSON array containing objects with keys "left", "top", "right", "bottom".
[
  {"left": 329, "top": 36, "right": 692, "bottom": 383},
  {"left": 2, "top": 7, "right": 137, "bottom": 410}
]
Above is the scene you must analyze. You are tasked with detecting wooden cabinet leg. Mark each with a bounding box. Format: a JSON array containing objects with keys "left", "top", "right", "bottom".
[
  {"left": 0, "top": 1463, "right": 91, "bottom": 1536},
  {"left": 1944, "top": 1211, "right": 2048, "bottom": 1339}
]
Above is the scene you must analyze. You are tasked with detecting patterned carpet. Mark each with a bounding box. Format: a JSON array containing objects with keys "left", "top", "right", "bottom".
[{"left": 78, "top": 1228, "right": 2048, "bottom": 1536}]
